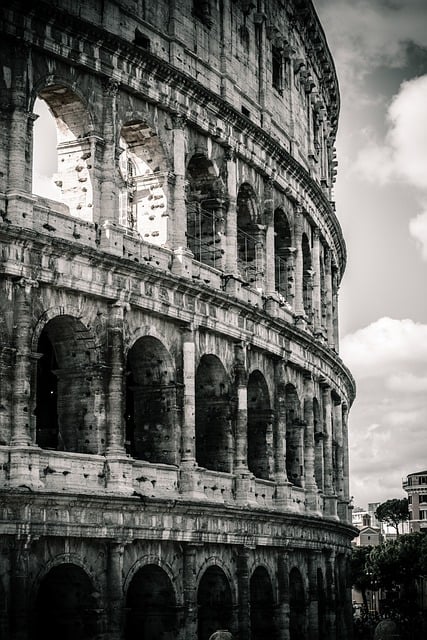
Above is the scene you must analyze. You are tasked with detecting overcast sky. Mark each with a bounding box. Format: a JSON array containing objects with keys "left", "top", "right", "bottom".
[
  {"left": 32, "top": 1, "right": 427, "bottom": 511},
  {"left": 314, "top": 0, "right": 427, "bottom": 508}
]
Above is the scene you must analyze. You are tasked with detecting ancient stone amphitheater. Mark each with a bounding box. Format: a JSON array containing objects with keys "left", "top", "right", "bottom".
[{"left": 0, "top": 1, "right": 356, "bottom": 638}]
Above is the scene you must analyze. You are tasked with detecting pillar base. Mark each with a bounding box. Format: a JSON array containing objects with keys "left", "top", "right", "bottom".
[
  {"left": 5, "top": 191, "right": 35, "bottom": 228},
  {"left": 274, "top": 481, "right": 294, "bottom": 509},
  {"left": 8, "top": 446, "right": 44, "bottom": 489},
  {"left": 323, "top": 494, "right": 339, "bottom": 520},
  {"left": 99, "top": 221, "right": 124, "bottom": 256},
  {"left": 105, "top": 455, "right": 133, "bottom": 494},
  {"left": 179, "top": 463, "right": 206, "bottom": 499},
  {"left": 234, "top": 470, "right": 257, "bottom": 506},
  {"left": 171, "top": 247, "right": 193, "bottom": 278}
]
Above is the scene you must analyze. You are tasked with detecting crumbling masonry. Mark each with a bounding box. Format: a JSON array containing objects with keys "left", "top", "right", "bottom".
[{"left": 0, "top": 1, "right": 356, "bottom": 639}]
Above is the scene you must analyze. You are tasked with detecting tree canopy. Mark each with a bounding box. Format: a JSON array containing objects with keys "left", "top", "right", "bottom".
[{"left": 375, "top": 498, "right": 409, "bottom": 535}]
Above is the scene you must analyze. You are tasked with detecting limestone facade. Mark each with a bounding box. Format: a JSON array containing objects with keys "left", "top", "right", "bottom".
[{"left": 0, "top": 1, "right": 356, "bottom": 639}]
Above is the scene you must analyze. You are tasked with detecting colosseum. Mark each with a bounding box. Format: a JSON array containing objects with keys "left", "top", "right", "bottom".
[{"left": 0, "top": 1, "right": 356, "bottom": 638}]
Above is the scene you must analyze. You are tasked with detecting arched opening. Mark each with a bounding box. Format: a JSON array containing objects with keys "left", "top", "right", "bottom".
[
  {"left": 125, "top": 336, "right": 177, "bottom": 464},
  {"left": 317, "top": 568, "right": 327, "bottom": 640},
  {"left": 118, "top": 121, "right": 169, "bottom": 244},
  {"left": 32, "top": 85, "right": 94, "bottom": 220},
  {"left": 285, "top": 384, "right": 303, "bottom": 487},
  {"left": 247, "top": 370, "right": 273, "bottom": 480},
  {"left": 236, "top": 182, "right": 259, "bottom": 283},
  {"left": 250, "top": 566, "right": 276, "bottom": 640},
  {"left": 35, "top": 317, "right": 102, "bottom": 454},
  {"left": 125, "top": 564, "right": 178, "bottom": 640},
  {"left": 186, "top": 154, "right": 225, "bottom": 269},
  {"left": 302, "top": 233, "right": 313, "bottom": 321},
  {"left": 197, "top": 566, "right": 233, "bottom": 640},
  {"left": 313, "top": 398, "right": 324, "bottom": 491},
  {"left": 34, "top": 564, "right": 99, "bottom": 640},
  {"left": 289, "top": 567, "right": 306, "bottom": 640},
  {"left": 195, "top": 355, "right": 232, "bottom": 472},
  {"left": 274, "top": 207, "right": 293, "bottom": 300}
]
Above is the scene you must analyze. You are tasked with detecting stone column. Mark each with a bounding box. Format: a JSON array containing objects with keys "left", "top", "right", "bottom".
[
  {"left": 183, "top": 543, "right": 198, "bottom": 639},
  {"left": 274, "top": 359, "right": 291, "bottom": 507},
  {"left": 106, "top": 302, "right": 131, "bottom": 493},
  {"left": 180, "top": 327, "right": 199, "bottom": 496},
  {"left": 234, "top": 342, "right": 251, "bottom": 504},
  {"left": 294, "top": 206, "right": 304, "bottom": 317},
  {"left": 303, "top": 374, "right": 319, "bottom": 513},
  {"left": 308, "top": 551, "right": 320, "bottom": 640},
  {"left": 7, "top": 47, "right": 32, "bottom": 195},
  {"left": 324, "top": 249, "right": 334, "bottom": 346},
  {"left": 224, "top": 147, "right": 238, "bottom": 276},
  {"left": 312, "top": 229, "right": 322, "bottom": 333},
  {"left": 264, "top": 177, "right": 275, "bottom": 295},
  {"left": 332, "top": 267, "right": 340, "bottom": 350},
  {"left": 322, "top": 385, "right": 337, "bottom": 518},
  {"left": 0, "top": 345, "right": 13, "bottom": 445},
  {"left": 10, "top": 538, "right": 30, "bottom": 640},
  {"left": 11, "top": 278, "right": 38, "bottom": 447},
  {"left": 333, "top": 397, "right": 344, "bottom": 504},
  {"left": 325, "top": 550, "right": 337, "bottom": 639},
  {"left": 99, "top": 79, "right": 123, "bottom": 254},
  {"left": 277, "top": 552, "right": 290, "bottom": 640},
  {"left": 107, "top": 542, "right": 124, "bottom": 640},
  {"left": 342, "top": 404, "right": 350, "bottom": 507},
  {"left": 237, "top": 546, "right": 250, "bottom": 640},
  {"left": 171, "top": 115, "right": 194, "bottom": 277}
]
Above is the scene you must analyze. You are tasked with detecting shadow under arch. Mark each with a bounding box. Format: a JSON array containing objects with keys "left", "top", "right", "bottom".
[{"left": 197, "top": 565, "right": 233, "bottom": 640}]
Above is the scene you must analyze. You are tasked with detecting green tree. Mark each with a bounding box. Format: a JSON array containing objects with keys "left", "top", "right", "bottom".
[
  {"left": 375, "top": 498, "right": 409, "bottom": 536},
  {"left": 351, "top": 545, "right": 374, "bottom": 610}
]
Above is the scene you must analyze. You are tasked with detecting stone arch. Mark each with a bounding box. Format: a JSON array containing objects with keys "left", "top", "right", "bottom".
[
  {"left": 250, "top": 565, "right": 277, "bottom": 640},
  {"left": 33, "top": 562, "right": 100, "bottom": 640},
  {"left": 32, "top": 80, "right": 95, "bottom": 221},
  {"left": 125, "top": 563, "right": 179, "bottom": 640},
  {"left": 313, "top": 397, "right": 324, "bottom": 491},
  {"left": 125, "top": 335, "right": 178, "bottom": 464},
  {"left": 289, "top": 566, "right": 307, "bottom": 640},
  {"left": 186, "top": 154, "right": 225, "bottom": 269},
  {"left": 285, "top": 383, "right": 303, "bottom": 487},
  {"left": 302, "top": 232, "right": 313, "bottom": 320},
  {"left": 195, "top": 354, "right": 233, "bottom": 473},
  {"left": 35, "top": 315, "right": 105, "bottom": 453},
  {"left": 118, "top": 119, "right": 169, "bottom": 245},
  {"left": 247, "top": 370, "right": 273, "bottom": 480},
  {"left": 236, "top": 182, "right": 259, "bottom": 283},
  {"left": 274, "top": 207, "right": 293, "bottom": 300},
  {"left": 197, "top": 565, "right": 233, "bottom": 640}
]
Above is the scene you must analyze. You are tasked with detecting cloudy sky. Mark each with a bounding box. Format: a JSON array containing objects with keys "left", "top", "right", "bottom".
[{"left": 314, "top": 0, "right": 427, "bottom": 508}]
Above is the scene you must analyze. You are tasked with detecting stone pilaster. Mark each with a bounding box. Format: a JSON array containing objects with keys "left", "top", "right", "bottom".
[
  {"left": 183, "top": 543, "right": 198, "bottom": 639},
  {"left": 264, "top": 177, "right": 276, "bottom": 295},
  {"left": 234, "top": 342, "right": 251, "bottom": 504},
  {"left": 294, "top": 206, "right": 304, "bottom": 317},
  {"left": 333, "top": 396, "right": 344, "bottom": 503},
  {"left": 10, "top": 537, "right": 30, "bottom": 640},
  {"left": 342, "top": 404, "right": 350, "bottom": 506},
  {"left": 312, "top": 229, "right": 322, "bottom": 332},
  {"left": 304, "top": 374, "right": 320, "bottom": 513},
  {"left": 180, "top": 327, "right": 199, "bottom": 496},
  {"left": 322, "top": 385, "right": 337, "bottom": 518},
  {"left": 308, "top": 551, "right": 320, "bottom": 640},
  {"left": 171, "top": 114, "right": 194, "bottom": 277},
  {"left": 224, "top": 147, "right": 238, "bottom": 276},
  {"left": 11, "top": 278, "right": 38, "bottom": 447},
  {"left": 324, "top": 249, "right": 334, "bottom": 346},
  {"left": 325, "top": 550, "right": 337, "bottom": 639},
  {"left": 277, "top": 552, "right": 290, "bottom": 640},
  {"left": 274, "top": 359, "right": 291, "bottom": 507},
  {"left": 100, "top": 79, "right": 119, "bottom": 226},
  {"left": 107, "top": 542, "right": 124, "bottom": 640},
  {"left": 237, "top": 546, "right": 250, "bottom": 640},
  {"left": 106, "top": 302, "right": 132, "bottom": 493},
  {"left": 332, "top": 267, "right": 340, "bottom": 350}
]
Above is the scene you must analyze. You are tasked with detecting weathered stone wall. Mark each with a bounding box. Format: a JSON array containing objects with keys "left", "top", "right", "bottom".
[{"left": 0, "top": 1, "right": 356, "bottom": 639}]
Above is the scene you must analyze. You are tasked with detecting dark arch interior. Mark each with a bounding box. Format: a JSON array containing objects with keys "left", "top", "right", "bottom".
[
  {"left": 236, "top": 182, "right": 258, "bottom": 282},
  {"left": 247, "top": 370, "right": 272, "bottom": 480},
  {"left": 125, "top": 336, "right": 177, "bottom": 464},
  {"left": 197, "top": 566, "right": 233, "bottom": 640},
  {"left": 274, "top": 208, "right": 292, "bottom": 299},
  {"left": 195, "top": 355, "right": 232, "bottom": 472},
  {"left": 125, "top": 564, "right": 177, "bottom": 640},
  {"left": 302, "top": 233, "right": 312, "bottom": 319},
  {"left": 34, "top": 564, "right": 97, "bottom": 640},
  {"left": 285, "top": 384, "right": 303, "bottom": 487},
  {"left": 250, "top": 566, "right": 276, "bottom": 640},
  {"left": 289, "top": 567, "right": 306, "bottom": 640}
]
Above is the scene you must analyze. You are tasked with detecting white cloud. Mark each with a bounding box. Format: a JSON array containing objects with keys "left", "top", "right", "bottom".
[
  {"left": 409, "top": 208, "right": 427, "bottom": 260},
  {"left": 341, "top": 316, "right": 427, "bottom": 378},
  {"left": 354, "top": 75, "right": 427, "bottom": 189},
  {"left": 386, "top": 371, "right": 427, "bottom": 392}
]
